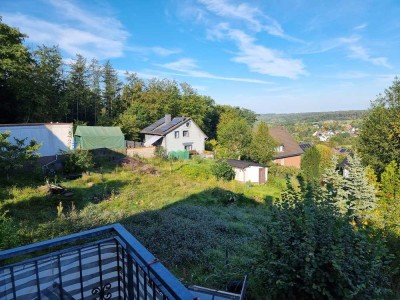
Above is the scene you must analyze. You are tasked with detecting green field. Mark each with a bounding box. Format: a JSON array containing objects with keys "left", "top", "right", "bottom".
[{"left": 0, "top": 157, "right": 288, "bottom": 298}]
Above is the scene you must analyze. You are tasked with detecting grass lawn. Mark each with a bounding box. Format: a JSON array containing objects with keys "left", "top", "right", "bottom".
[{"left": 0, "top": 156, "right": 288, "bottom": 297}]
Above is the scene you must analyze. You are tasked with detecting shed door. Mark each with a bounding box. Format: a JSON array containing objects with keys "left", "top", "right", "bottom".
[{"left": 259, "top": 168, "right": 266, "bottom": 183}]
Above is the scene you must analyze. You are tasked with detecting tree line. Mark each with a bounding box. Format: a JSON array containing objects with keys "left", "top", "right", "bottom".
[{"left": 1, "top": 18, "right": 281, "bottom": 167}]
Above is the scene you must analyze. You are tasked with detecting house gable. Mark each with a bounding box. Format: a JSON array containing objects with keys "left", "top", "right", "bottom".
[
  {"left": 141, "top": 115, "right": 207, "bottom": 152},
  {"left": 269, "top": 126, "right": 304, "bottom": 159}
]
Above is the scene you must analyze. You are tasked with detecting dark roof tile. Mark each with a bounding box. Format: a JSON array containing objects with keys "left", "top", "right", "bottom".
[
  {"left": 270, "top": 126, "right": 304, "bottom": 159},
  {"left": 222, "top": 159, "right": 266, "bottom": 169}
]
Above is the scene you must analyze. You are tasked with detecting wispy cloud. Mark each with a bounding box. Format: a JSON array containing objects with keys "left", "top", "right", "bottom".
[
  {"left": 348, "top": 45, "right": 392, "bottom": 68},
  {"left": 126, "top": 46, "right": 181, "bottom": 57},
  {"left": 297, "top": 36, "right": 360, "bottom": 54},
  {"left": 210, "top": 25, "right": 307, "bottom": 79},
  {"left": 198, "top": 0, "right": 303, "bottom": 42},
  {"left": 2, "top": 0, "right": 129, "bottom": 59},
  {"left": 157, "top": 58, "right": 272, "bottom": 84},
  {"left": 325, "top": 71, "right": 371, "bottom": 80},
  {"left": 298, "top": 34, "right": 392, "bottom": 68},
  {"left": 354, "top": 23, "right": 367, "bottom": 31}
]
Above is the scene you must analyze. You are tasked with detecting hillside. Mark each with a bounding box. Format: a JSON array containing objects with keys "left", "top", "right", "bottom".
[{"left": 259, "top": 110, "right": 365, "bottom": 124}]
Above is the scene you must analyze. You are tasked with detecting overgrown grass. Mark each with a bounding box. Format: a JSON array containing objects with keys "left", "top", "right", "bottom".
[{"left": 0, "top": 157, "right": 287, "bottom": 297}]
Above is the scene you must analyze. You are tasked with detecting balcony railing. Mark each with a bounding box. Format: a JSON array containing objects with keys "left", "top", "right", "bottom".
[{"left": 0, "top": 223, "right": 246, "bottom": 300}]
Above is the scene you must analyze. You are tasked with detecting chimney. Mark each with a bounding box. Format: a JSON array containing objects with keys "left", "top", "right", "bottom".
[{"left": 165, "top": 114, "right": 172, "bottom": 123}]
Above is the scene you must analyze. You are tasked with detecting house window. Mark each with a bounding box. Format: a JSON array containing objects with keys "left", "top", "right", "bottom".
[
  {"left": 183, "top": 130, "right": 189, "bottom": 137},
  {"left": 174, "top": 131, "right": 179, "bottom": 138},
  {"left": 184, "top": 145, "right": 192, "bottom": 151},
  {"left": 280, "top": 159, "right": 285, "bottom": 166},
  {"left": 276, "top": 145, "right": 284, "bottom": 152}
]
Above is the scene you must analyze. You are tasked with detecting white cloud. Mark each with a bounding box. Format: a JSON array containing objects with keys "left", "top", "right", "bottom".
[
  {"left": 354, "top": 23, "right": 367, "bottom": 31},
  {"left": 2, "top": 0, "right": 129, "bottom": 59},
  {"left": 198, "top": 0, "right": 303, "bottom": 42},
  {"left": 213, "top": 26, "right": 307, "bottom": 79},
  {"left": 348, "top": 45, "right": 392, "bottom": 68},
  {"left": 157, "top": 58, "right": 272, "bottom": 84}
]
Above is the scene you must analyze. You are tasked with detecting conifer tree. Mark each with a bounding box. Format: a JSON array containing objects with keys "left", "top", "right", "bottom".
[
  {"left": 249, "top": 121, "right": 277, "bottom": 164},
  {"left": 339, "top": 153, "right": 377, "bottom": 221},
  {"left": 301, "top": 146, "right": 321, "bottom": 182}
]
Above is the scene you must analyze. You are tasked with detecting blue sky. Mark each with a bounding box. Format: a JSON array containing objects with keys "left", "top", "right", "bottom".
[{"left": 2, "top": 0, "right": 399, "bottom": 113}]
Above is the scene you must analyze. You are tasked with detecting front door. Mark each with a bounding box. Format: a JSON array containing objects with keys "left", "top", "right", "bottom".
[{"left": 259, "top": 168, "right": 266, "bottom": 183}]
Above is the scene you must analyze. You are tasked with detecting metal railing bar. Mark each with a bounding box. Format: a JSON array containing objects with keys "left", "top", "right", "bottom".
[
  {"left": 135, "top": 261, "right": 140, "bottom": 299},
  {"left": 115, "top": 240, "right": 122, "bottom": 300},
  {"left": 127, "top": 249, "right": 134, "bottom": 300},
  {"left": 113, "top": 226, "right": 193, "bottom": 299},
  {"left": 78, "top": 248, "right": 84, "bottom": 300},
  {"left": 35, "top": 260, "right": 41, "bottom": 300},
  {"left": 0, "top": 225, "right": 116, "bottom": 261},
  {"left": 57, "top": 254, "right": 64, "bottom": 300},
  {"left": 239, "top": 274, "right": 248, "bottom": 300},
  {"left": 144, "top": 269, "right": 148, "bottom": 299},
  {"left": 10, "top": 266, "right": 17, "bottom": 299},
  {"left": 0, "top": 237, "right": 115, "bottom": 269},
  {"left": 97, "top": 243, "right": 103, "bottom": 294},
  {"left": 121, "top": 246, "right": 127, "bottom": 300}
]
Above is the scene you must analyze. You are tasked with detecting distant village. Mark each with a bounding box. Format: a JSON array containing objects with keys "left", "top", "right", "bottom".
[{"left": 312, "top": 123, "right": 359, "bottom": 142}]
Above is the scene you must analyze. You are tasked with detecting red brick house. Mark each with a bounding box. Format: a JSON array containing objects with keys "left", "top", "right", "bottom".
[{"left": 269, "top": 126, "right": 304, "bottom": 168}]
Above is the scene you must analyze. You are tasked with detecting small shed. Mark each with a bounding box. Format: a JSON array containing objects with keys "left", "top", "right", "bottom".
[
  {"left": 225, "top": 159, "right": 268, "bottom": 184},
  {"left": 74, "top": 126, "right": 125, "bottom": 150},
  {"left": 0, "top": 123, "right": 73, "bottom": 157}
]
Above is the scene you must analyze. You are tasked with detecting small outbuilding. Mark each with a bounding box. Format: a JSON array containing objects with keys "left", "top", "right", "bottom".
[
  {"left": 0, "top": 123, "right": 73, "bottom": 157},
  {"left": 74, "top": 126, "right": 125, "bottom": 150},
  {"left": 225, "top": 159, "right": 268, "bottom": 184}
]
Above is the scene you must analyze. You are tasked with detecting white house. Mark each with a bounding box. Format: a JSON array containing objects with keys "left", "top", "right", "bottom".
[
  {"left": 0, "top": 123, "right": 74, "bottom": 157},
  {"left": 225, "top": 159, "right": 268, "bottom": 184},
  {"left": 141, "top": 114, "right": 207, "bottom": 153}
]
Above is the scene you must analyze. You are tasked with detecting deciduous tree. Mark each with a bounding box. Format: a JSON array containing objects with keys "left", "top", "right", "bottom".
[{"left": 359, "top": 77, "right": 400, "bottom": 175}]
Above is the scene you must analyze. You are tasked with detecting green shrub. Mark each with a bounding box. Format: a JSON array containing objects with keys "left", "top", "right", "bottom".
[
  {"left": 61, "top": 149, "right": 94, "bottom": 174},
  {"left": 212, "top": 160, "right": 235, "bottom": 181},
  {"left": 256, "top": 184, "right": 394, "bottom": 299},
  {"left": 154, "top": 146, "right": 167, "bottom": 159},
  {"left": 178, "top": 160, "right": 213, "bottom": 180},
  {"left": 0, "top": 213, "right": 21, "bottom": 250},
  {"left": 269, "top": 164, "right": 300, "bottom": 178}
]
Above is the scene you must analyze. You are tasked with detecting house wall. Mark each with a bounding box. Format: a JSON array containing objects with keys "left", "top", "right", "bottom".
[
  {"left": 234, "top": 166, "right": 268, "bottom": 183},
  {"left": 163, "top": 120, "right": 206, "bottom": 153},
  {"left": 274, "top": 155, "right": 301, "bottom": 168},
  {"left": 0, "top": 123, "right": 73, "bottom": 157}
]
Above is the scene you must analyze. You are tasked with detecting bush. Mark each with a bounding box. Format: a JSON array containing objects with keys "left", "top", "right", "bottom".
[
  {"left": 154, "top": 146, "right": 167, "bottom": 159},
  {"left": 61, "top": 149, "right": 94, "bottom": 174},
  {"left": 256, "top": 184, "right": 394, "bottom": 299},
  {"left": 269, "top": 164, "right": 300, "bottom": 178},
  {"left": 0, "top": 213, "right": 21, "bottom": 250},
  {"left": 178, "top": 160, "right": 213, "bottom": 180},
  {"left": 211, "top": 160, "right": 235, "bottom": 181}
]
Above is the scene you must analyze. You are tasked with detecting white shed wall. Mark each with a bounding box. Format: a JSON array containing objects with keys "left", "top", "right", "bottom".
[
  {"left": 0, "top": 124, "right": 73, "bottom": 157},
  {"left": 234, "top": 168, "right": 246, "bottom": 182},
  {"left": 234, "top": 166, "right": 268, "bottom": 184}
]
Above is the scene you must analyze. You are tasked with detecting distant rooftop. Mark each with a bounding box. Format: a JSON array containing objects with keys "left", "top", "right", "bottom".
[{"left": 269, "top": 127, "right": 304, "bottom": 159}]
